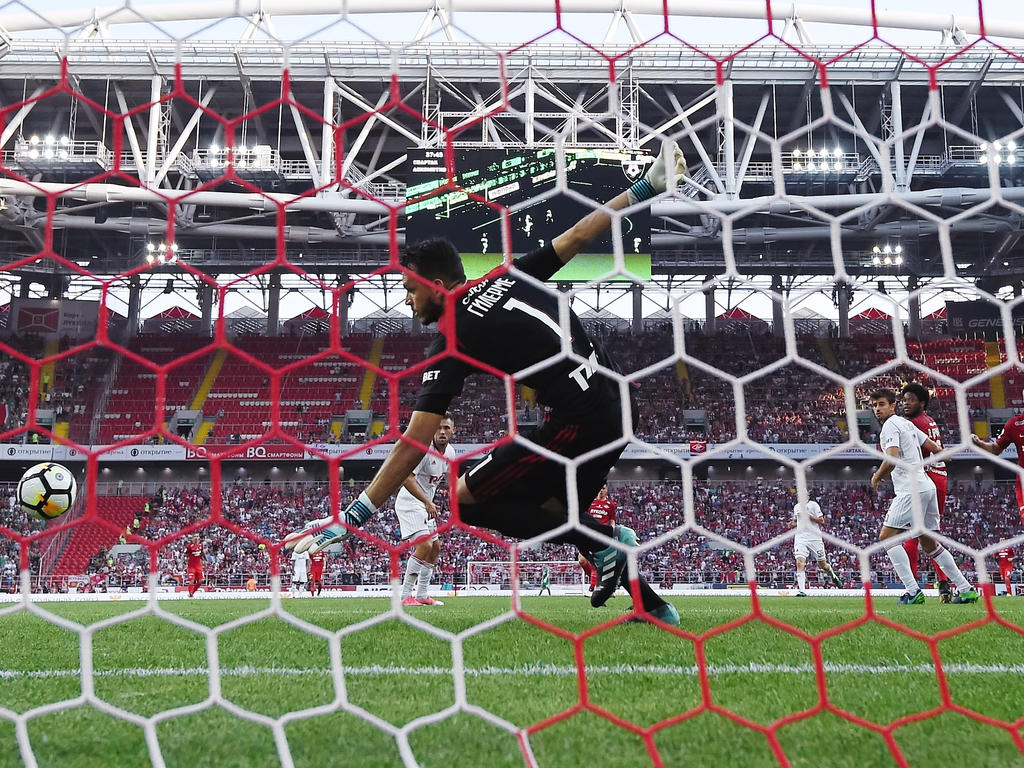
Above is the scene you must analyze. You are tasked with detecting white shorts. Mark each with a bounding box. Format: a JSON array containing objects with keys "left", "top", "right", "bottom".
[
  {"left": 882, "top": 489, "right": 940, "bottom": 531},
  {"left": 395, "top": 499, "right": 438, "bottom": 541},
  {"left": 293, "top": 574, "right": 308, "bottom": 584},
  {"left": 794, "top": 537, "right": 826, "bottom": 562}
]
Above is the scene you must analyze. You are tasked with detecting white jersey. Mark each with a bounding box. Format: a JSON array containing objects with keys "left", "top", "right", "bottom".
[
  {"left": 394, "top": 442, "right": 457, "bottom": 514},
  {"left": 793, "top": 500, "right": 824, "bottom": 543},
  {"left": 291, "top": 550, "right": 310, "bottom": 581},
  {"left": 879, "top": 414, "right": 934, "bottom": 497}
]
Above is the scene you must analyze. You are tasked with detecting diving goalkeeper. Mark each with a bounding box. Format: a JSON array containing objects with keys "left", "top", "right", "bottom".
[{"left": 284, "top": 143, "right": 686, "bottom": 626}]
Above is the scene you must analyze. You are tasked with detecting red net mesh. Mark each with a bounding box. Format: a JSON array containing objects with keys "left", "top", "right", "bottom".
[{"left": 0, "top": 2, "right": 1022, "bottom": 765}]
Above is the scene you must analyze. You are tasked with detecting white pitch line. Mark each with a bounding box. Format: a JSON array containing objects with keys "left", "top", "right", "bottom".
[{"left": 1, "top": 662, "right": 1023, "bottom": 680}]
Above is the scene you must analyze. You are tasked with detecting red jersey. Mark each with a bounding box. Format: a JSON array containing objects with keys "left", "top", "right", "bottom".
[
  {"left": 996, "top": 547, "right": 1015, "bottom": 564},
  {"left": 186, "top": 542, "right": 203, "bottom": 570},
  {"left": 995, "top": 415, "right": 1024, "bottom": 467},
  {"left": 588, "top": 498, "right": 617, "bottom": 525},
  {"left": 909, "top": 412, "right": 945, "bottom": 477},
  {"left": 310, "top": 551, "right": 326, "bottom": 579}
]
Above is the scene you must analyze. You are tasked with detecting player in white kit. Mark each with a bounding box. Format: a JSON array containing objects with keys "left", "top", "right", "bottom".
[
  {"left": 398, "top": 412, "right": 456, "bottom": 606},
  {"left": 791, "top": 499, "right": 843, "bottom": 596},
  {"left": 869, "top": 388, "right": 978, "bottom": 605},
  {"left": 291, "top": 549, "right": 310, "bottom": 597}
]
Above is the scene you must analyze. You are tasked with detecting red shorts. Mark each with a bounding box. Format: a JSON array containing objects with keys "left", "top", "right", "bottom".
[
  {"left": 188, "top": 568, "right": 203, "bottom": 583},
  {"left": 927, "top": 471, "right": 947, "bottom": 515},
  {"left": 310, "top": 567, "right": 324, "bottom": 581},
  {"left": 1000, "top": 562, "right": 1014, "bottom": 583}
]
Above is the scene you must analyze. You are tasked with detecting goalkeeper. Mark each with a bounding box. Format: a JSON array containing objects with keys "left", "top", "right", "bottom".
[
  {"left": 285, "top": 143, "right": 685, "bottom": 627},
  {"left": 539, "top": 566, "right": 552, "bottom": 596}
]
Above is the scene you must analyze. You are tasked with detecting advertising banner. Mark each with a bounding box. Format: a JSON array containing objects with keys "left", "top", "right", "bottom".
[
  {"left": 946, "top": 300, "right": 1024, "bottom": 339},
  {"left": 7, "top": 298, "right": 99, "bottom": 340}
]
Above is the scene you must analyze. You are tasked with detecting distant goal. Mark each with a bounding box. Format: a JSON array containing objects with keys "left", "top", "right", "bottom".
[{"left": 466, "top": 560, "right": 583, "bottom": 589}]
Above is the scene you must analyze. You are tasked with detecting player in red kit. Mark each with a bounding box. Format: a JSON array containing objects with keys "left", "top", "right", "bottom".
[
  {"left": 578, "top": 484, "right": 616, "bottom": 592},
  {"left": 900, "top": 384, "right": 952, "bottom": 602},
  {"left": 309, "top": 550, "right": 326, "bottom": 596},
  {"left": 973, "top": 414, "right": 1024, "bottom": 526},
  {"left": 185, "top": 534, "right": 203, "bottom": 597},
  {"left": 995, "top": 547, "right": 1015, "bottom": 596}
]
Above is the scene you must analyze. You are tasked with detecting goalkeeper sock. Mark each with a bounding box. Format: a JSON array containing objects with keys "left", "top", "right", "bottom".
[
  {"left": 415, "top": 561, "right": 435, "bottom": 601},
  {"left": 796, "top": 571, "right": 806, "bottom": 592},
  {"left": 402, "top": 557, "right": 423, "bottom": 599},
  {"left": 886, "top": 543, "right": 919, "bottom": 595},
  {"left": 926, "top": 546, "right": 971, "bottom": 593}
]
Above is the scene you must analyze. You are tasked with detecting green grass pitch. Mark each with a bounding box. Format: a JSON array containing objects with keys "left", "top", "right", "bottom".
[{"left": 0, "top": 595, "right": 1022, "bottom": 767}]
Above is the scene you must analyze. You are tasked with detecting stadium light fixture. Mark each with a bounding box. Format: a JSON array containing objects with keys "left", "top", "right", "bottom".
[
  {"left": 871, "top": 243, "right": 902, "bottom": 269},
  {"left": 146, "top": 241, "right": 179, "bottom": 265},
  {"left": 788, "top": 146, "right": 845, "bottom": 172},
  {"left": 979, "top": 138, "right": 1020, "bottom": 166}
]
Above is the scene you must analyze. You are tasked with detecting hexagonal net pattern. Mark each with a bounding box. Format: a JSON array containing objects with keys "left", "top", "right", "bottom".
[{"left": 0, "top": 2, "right": 1023, "bottom": 766}]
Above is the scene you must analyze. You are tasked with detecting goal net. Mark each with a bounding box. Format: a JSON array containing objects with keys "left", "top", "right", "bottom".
[{"left": 0, "top": 1, "right": 1022, "bottom": 767}]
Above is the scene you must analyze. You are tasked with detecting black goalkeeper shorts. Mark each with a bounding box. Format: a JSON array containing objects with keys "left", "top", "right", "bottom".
[{"left": 462, "top": 404, "right": 631, "bottom": 512}]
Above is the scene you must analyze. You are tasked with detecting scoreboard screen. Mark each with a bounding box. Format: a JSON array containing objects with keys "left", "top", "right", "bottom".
[{"left": 404, "top": 147, "right": 651, "bottom": 280}]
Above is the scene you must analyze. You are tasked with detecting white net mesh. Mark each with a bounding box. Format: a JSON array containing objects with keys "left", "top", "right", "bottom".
[{"left": 0, "top": 1, "right": 1023, "bottom": 765}]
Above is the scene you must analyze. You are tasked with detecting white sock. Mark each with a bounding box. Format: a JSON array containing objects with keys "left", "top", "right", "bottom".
[
  {"left": 415, "top": 561, "right": 435, "bottom": 600},
  {"left": 928, "top": 547, "right": 972, "bottom": 593},
  {"left": 796, "top": 571, "right": 806, "bottom": 591},
  {"left": 886, "top": 544, "right": 919, "bottom": 594},
  {"left": 402, "top": 558, "right": 423, "bottom": 599}
]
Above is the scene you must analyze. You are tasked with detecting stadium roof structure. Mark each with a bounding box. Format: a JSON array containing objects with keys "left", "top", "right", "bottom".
[
  {"left": 1, "top": 1, "right": 1024, "bottom": 320},
  {"left": 851, "top": 307, "right": 891, "bottom": 320}
]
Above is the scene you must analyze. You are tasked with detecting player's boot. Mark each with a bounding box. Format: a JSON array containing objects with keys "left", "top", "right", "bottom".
[
  {"left": 418, "top": 596, "right": 444, "bottom": 606},
  {"left": 897, "top": 591, "right": 925, "bottom": 605},
  {"left": 830, "top": 573, "right": 843, "bottom": 589},
  {"left": 952, "top": 588, "right": 979, "bottom": 604},
  {"left": 795, "top": 591, "right": 808, "bottom": 597},
  {"left": 650, "top": 602, "right": 680, "bottom": 626},
  {"left": 938, "top": 579, "right": 952, "bottom": 604},
  {"left": 402, "top": 596, "right": 425, "bottom": 606},
  {"left": 590, "top": 525, "right": 637, "bottom": 608},
  {"left": 624, "top": 602, "right": 680, "bottom": 626}
]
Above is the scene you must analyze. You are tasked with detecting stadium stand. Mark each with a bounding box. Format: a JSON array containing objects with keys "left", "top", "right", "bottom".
[{"left": 69, "top": 481, "right": 1021, "bottom": 591}]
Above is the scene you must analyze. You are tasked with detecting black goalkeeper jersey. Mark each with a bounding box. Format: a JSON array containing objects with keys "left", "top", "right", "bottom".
[{"left": 414, "top": 244, "right": 622, "bottom": 422}]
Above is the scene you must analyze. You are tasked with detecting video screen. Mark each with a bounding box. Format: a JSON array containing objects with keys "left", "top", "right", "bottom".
[{"left": 404, "top": 147, "right": 651, "bottom": 276}]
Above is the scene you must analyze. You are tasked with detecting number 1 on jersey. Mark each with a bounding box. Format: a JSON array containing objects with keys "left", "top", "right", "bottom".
[
  {"left": 503, "top": 296, "right": 597, "bottom": 391},
  {"left": 503, "top": 297, "right": 563, "bottom": 337}
]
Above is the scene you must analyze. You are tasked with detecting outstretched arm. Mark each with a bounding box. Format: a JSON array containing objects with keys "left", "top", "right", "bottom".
[
  {"left": 550, "top": 142, "right": 686, "bottom": 264},
  {"left": 283, "top": 410, "right": 444, "bottom": 553},
  {"left": 364, "top": 411, "right": 444, "bottom": 509}
]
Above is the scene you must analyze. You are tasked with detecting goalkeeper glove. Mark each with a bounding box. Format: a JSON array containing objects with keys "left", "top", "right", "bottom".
[
  {"left": 283, "top": 491, "right": 377, "bottom": 554},
  {"left": 626, "top": 141, "right": 686, "bottom": 205}
]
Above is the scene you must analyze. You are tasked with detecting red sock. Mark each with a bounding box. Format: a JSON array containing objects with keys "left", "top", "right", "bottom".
[
  {"left": 903, "top": 538, "right": 920, "bottom": 579},
  {"left": 581, "top": 560, "right": 597, "bottom": 589},
  {"left": 933, "top": 561, "right": 948, "bottom": 582},
  {"left": 309, "top": 581, "right": 315, "bottom": 596}
]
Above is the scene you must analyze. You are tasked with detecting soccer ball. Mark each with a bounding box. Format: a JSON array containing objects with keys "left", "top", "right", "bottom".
[{"left": 17, "top": 462, "right": 77, "bottom": 520}]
